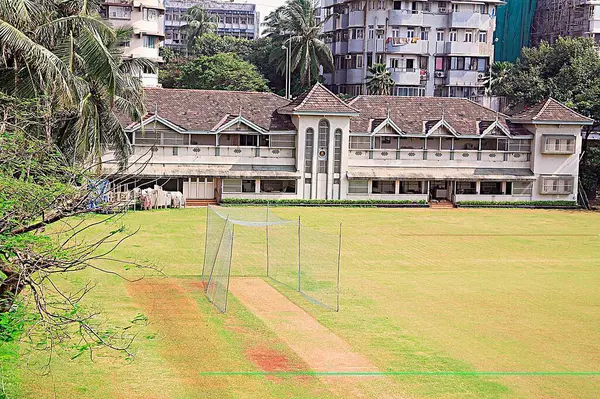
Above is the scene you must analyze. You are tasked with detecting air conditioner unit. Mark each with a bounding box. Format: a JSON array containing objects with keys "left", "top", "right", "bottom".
[
  {"left": 434, "top": 71, "right": 446, "bottom": 78},
  {"left": 477, "top": 73, "right": 486, "bottom": 80},
  {"left": 345, "top": 55, "right": 352, "bottom": 60},
  {"left": 439, "top": 8, "right": 447, "bottom": 13}
]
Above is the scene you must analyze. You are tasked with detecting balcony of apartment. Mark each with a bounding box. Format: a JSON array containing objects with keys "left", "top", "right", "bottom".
[
  {"left": 589, "top": 17, "right": 600, "bottom": 32},
  {"left": 448, "top": 12, "right": 491, "bottom": 30},
  {"left": 444, "top": 41, "right": 491, "bottom": 55},
  {"left": 349, "top": 10, "right": 365, "bottom": 27},
  {"left": 388, "top": 10, "right": 424, "bottom": 26},
  {"left": 347, "top": 137, "right": 531, "bottom": 169},
  {"left": 348, "top": 39, "right": 364, "bottom": 53},
  {"left": 390, "top": 68, "right": 423, "bottom": 85},
  {"left": 366, "top": 39, "right": 386, "bottom": 52},
  {"left": 132, "top": 19, "right": 165, "bottom": 37},
  {"left": 125, "top": 45, "right": 161, "bottom": 61},
  {"left": 445, "top": 69, "right": 485, "bottom": 86},
  {"left": 346, "top": 68, "right": 364, "bottom": 84},
  {"left": 332, "top": 41, "right": 349, "bottom": 55},
  {"left": 387, "top": 37, "right": 429, "bottom": 54}
]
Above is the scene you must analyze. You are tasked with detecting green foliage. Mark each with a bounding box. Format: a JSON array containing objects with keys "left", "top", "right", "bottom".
[
  {"left": 174, "top": 53, "right": 269, "bottom": 92},
  {"left": 181, "top": 5, "right": 217, "bottom": 54},
  {"left": 366, "top": 63, "right": 395, "bottom": 95},
  {"left": 491, "top": 37, "right": 600, "bottom": 121},
  {"left": 220, "top": 198, "right": 428, "bottom": 206},
  {"left": 456, "top": 200, "right": 578, "bottom": 207},
  {"left": 192, "top": 33, "right": 253, "bottom": 58}
]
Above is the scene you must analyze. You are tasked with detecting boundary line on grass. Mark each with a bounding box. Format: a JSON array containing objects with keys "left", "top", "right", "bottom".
[{"left": 196, "top": 371, "right": 600, "bottom": 376}]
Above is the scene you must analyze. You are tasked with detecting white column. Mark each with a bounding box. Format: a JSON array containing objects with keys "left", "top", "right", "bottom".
[{"left": 395, "top": 180, "right": 400, "bottom": 195}]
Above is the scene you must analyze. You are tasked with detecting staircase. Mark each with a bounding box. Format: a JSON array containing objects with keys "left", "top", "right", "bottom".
[
  {"left": 429, "top": 199, "right": 455, "bottom": 209},
  {"left": 186, "top": 198, "right": 218, "bottom": 207}
]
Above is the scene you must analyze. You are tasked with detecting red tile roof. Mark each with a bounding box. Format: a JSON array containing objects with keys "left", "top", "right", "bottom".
[
  {"left": 347, "top": 96, "right": 527, "bottom": 136},
  {"left": 125, "top": 88, "right": 295, "bottom": 132},
  {"left": 278, "top": 83, "right": 359, "bottom": 114},
  {"left": 510, "top": 98, "right": 593, "bottom": 124}
]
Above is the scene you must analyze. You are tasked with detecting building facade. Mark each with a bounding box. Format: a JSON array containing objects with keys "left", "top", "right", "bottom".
[
  {"left": 101, "top": 0, "right": 165, "bottom": 87},
  {"left": 104, "top": 84, "right": 591, "bottom": 204},
  {"left": 321, "top": 0, "right": 499, "bottom": 102},
  {"left": 531, "top": 0, "right": 600, "bottom": 46},
  {"left": 164, "top": 0, "right": 260, "bottom": 53}
]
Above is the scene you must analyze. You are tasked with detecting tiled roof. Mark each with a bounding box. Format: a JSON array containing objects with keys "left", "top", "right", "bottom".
[
  {"left": 509, "top": 98, "right": 594, "bottom": 124},
  {"left": 348, "top": 96, "right": 528, "bottom": 136},
  {"left": 124, "top": 88, "right": 295, "bottom": 132},
  {"left": 278, "top": 83, "right": 359, "bottom": 114}
]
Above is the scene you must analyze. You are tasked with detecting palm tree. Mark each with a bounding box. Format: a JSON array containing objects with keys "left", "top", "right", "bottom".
[
  {"left": 366, "top": 64, "right": 395, "bottom": 95},
  {"left": 181, "top": 5, "right": 217, "bottom": 55},
  {"left": 0, "top": 0, "right": 149, "bottom": 167},
  {"left": 265, "top": 0, "right": 333, "bottom": 88},
  {"left": 485, "top": 61, "right": 514, "bottom": 95}
]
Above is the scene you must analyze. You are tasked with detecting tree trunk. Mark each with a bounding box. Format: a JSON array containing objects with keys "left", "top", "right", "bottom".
[{"left": 0, "top": 268, "right": 26, "bottom": 313}]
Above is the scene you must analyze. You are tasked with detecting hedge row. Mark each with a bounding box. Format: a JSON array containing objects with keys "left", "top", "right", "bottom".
[
  {"left": 456, "top": 200, "right": 578, "bottom": 208},
  {"left": 220, "top": 198, "right": 428, "bottom": 206}
]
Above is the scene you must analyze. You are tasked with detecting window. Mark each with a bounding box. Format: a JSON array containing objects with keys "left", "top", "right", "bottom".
[
  {"left": 465, "top": 30, "right": 473, "bottom": 42},
  {"left": 143, "top": 8, "right": 158, "bottom": 21},
  {"left": 348, "top": 180, "right": 368, "bottom": 194},
  {"left": 305, "top": 128, "right": 314, "bottom": 172},
  {"left": 241, "top": 180, "right": 256, "bottom": 193},
  {"left": 407, "top": 28, "right": 415, "bottom": 39},
  {"left": 391, "top": 58, "right": 400, "bottom": 69},
  {"left": 368, "top": 27, "right": 374, "bottom": 39},
  {"left": 223, "top": 179, "right": 242, "bottom": 193},
  {"left": 543, "top": 136, "right": 576, "bottom": 154},
  {"left": 349, "top": 136, "right": 371, "bottom": 149},
  {"left": 449, "top": 29, "right": 457, "bottom": 42},
  {"left": 436, "top": 29, "right": 444, "bottom": 42},
  {"left": 452, "top": 3, "right": 460, "bottom": 12},
  {"left": 456, "top": 56, "right": 465, "bottom": 70},
  {"left": 406, "top": 58, "right": 415, "bottom": 71},
  {"left": 143, "top": 36, "right": 156, "bottom": 48},
  {"left": 334, "top": 129, "right": 342, "bottom": 174},
  {"left": 120, "top": 40, "right": 131, "bottom": 48},
  {"left": 480, "top": 182, "right": 502, "bottom": 195},
  {"left": 172, "top": 147, "right": 178, "bottom": 156},
  {"left": 478, "top": 31, "right": 487, "bottom": 43},
  {"left": 512, "top": 182, "right": 533, "bottom": 196},
  {"left": 392, "top": 27, "right": 400, "bottom": 38},
  {"left": 356, "top": 54, "right": 364, "bottom": 68},
  {"left": 352, "top": 28, "right": 364, "bottom": 40},
  {"left": 260, "top": 180, "right": 296, "bottom": 193},
  {"left": 540, "top": 177, "right": 574, "bottom": 194},
  {"left": 239, "top": 135, "right": 258, "bottom": 146},
  {"left": 400, "top": 181, "right": 422, "bottom": 194},
  {"left": 372, "top": 180, "right": 395, "bottom": 194},
  {"left": 378, "top": 0, "right": 385, "bottom": 9},
  {"left": 479, "top": 4, "right": 489, "bottom": 14},
  {"left": 456, "top": 181, "right": 476, "bottom": 194},
  {"left": 420, "top": 28, "right": 429, "bottom": 40},
  {"left": 233, "top": 17, "right": 239, "bottom": 24},
  {"left": 393, "top": 1, "right": 402, "bottom": 10},
  {"left": 477, "top": 57, "right": 488, "bottom": 72},
  {"left": 318, "top": 120, "right": 330, "bottom": 173},
  {"left": 438, "top": 2, "right": 447, "bottom": 12},
  {"left": 423, "top": 2, "right": 431, "bottom": 12},
  {"left": 435, "top": 56, "right": 444, "bottom": 70},
  {"left": 225, "top": 16, "right": 232, "bottom": 23},
  {"left": 109, "top": 6, "right": 131, "bottom": 19}
]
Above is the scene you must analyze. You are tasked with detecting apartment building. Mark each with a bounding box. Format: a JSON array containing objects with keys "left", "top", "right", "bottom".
[
  {"left": 103, "top": 84, "right": 590, "bottom": 204},
  {"left": 321, "top": 0, "right": 498, "bottom": 102},
  {"left": 101, "top": 0, "right": 165, "bottom": 87},
  {"left": 164, "top": 0, "right": 260, "bottom": 53}
]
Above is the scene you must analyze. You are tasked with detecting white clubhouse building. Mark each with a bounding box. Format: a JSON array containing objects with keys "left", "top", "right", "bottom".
[{"left": 105, "top": 84, "right": 592, "bottom": 204}]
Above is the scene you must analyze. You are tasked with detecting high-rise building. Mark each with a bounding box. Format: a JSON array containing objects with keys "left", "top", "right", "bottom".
[
  {"left": 101, "top": 0, "right": 165, "bottom": 87},
  {"left": 164, "top": 0, "right": 260, "bottom": 53},
  {"left": 321, "top": 0, "right": 498, "bottom": 103},
  {"left": 531, "top": 0, "right": 600, "bottom": 46}
]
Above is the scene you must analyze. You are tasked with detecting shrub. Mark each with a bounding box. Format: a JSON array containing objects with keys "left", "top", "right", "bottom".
[
  {"left": 456, "top": 200, "right": 578, "bottom": 207},
  {"left": 220, "top": 198, "right": 428, "bottom": 206}
]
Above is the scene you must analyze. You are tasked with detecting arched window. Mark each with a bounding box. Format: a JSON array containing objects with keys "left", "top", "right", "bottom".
[
  {"left": 318, "top": 120, "right": 330, "bottom": 173},
  {"left": 334, "top": 128, "right": 342, "bottom": 174},
  {"left": 305, "top": 128, "right": 314, "bottom": 172}
]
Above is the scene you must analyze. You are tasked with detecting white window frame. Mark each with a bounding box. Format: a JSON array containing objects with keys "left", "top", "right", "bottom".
[
  {"left": 223, "top": 179, "right": 242, "bottom": 193},
  {"left": 478, "top": 31, "right": 488, "bottom": 43},
  {"left": 464, "top": 30, "right": 473, "bottom": 43},
  {"left": 449, "top": 29, "right": 457, "bottom": 42},
  {"left": 542, "top": 136, "right": 576, "bottom": 154},
  {"left": 348, "top": 180, "right": 369, "bottom": 194},
  {"left": 143, "top": 8, "right": 158, "bottom": 21},
  {"left": 540, "top": 177, "right": 574, "bottom": 195},
  {"left": 436, "top": 29, "right": 444, "bottom": 42}
]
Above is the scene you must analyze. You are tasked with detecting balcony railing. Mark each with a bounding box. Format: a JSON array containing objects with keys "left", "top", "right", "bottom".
[
  {"left": 133, "top": 144, "right": 295, "bottom": 159},
  {"left": 348, "top": 149, "right": 531, "bottom": 163}
]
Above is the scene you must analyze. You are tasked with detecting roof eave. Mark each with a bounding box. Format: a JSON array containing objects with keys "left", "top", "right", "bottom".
[{"left": 509, "top": 119, "right": 594, "bottom": 126}]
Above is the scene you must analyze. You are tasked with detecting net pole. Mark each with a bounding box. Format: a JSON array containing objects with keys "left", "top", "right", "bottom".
[
  {"left": 297, "top": 215, "right": 301, "bottom": 292},
  {"left": 224, "top": 223, "right": 235, "bottom": 313},
  {"left": 206, "top": 216, "right": 229, "bottom": 293},
  {"left": 202, "top": 205, "right": 210, "bottom": 278},
  {"left": 266, "top": 203, "right": 270, "bottom": 277},
  {"left": 337, "top": 222, "right": 342, "bottom": 312}
]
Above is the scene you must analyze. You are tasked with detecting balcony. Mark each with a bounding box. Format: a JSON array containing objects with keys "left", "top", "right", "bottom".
[
  {"left": 388, "top": 10, "right": 424, "bottom": 26},
  {"left": 348, "top": 39, "right": 363, "bottom": 53},
  {"left": 332, "top": 41, "right": 348, "bottom": 55},
  {"left": 133, "top": 19, "right": 165, "bottom": 37},
  {"left": 346, "top": 68, "right": 364, "bottom": 84},
  {"left": 390, "top": 68, "right": 423, "bottom": 85},
  {"left": 131, "top": 145, "right": 296, "bottom": 166},
  {"left": 448, "top": 12, "right": 491, "bottom": 30},
  {"left": 589, "top": 18, "right": 600, "bottom": 32},
  {"left": 445, "top": 70, "right": 484, "bottom": 86},
  {"left": 366, "top": 38, "right": 386, "bottom": 53},
  {"left": 387, "top": 38, "right": 429, "bottom": 54},
  {"left": 444, "top": 41, "right": 491, "bottom": 55},
  {"left": 347, "top": 149, "right": 530, "bottom": 168},
  {"left": 349, "top": 10, "right": 365, "bottom": 26}
]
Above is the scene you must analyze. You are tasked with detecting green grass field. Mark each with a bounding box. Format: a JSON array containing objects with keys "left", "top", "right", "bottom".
[{"left": 4, "top": 208, "right": 600, "bottom": 398}]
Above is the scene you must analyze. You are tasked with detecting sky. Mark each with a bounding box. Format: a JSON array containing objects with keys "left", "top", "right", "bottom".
[{"left": 246, "top": 0, "right": 288, "bottom": 33}]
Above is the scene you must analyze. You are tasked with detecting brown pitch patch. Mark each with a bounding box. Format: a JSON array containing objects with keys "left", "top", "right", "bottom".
[{"left": 246, "top": 345, "right": 295, "bottom": 372}]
